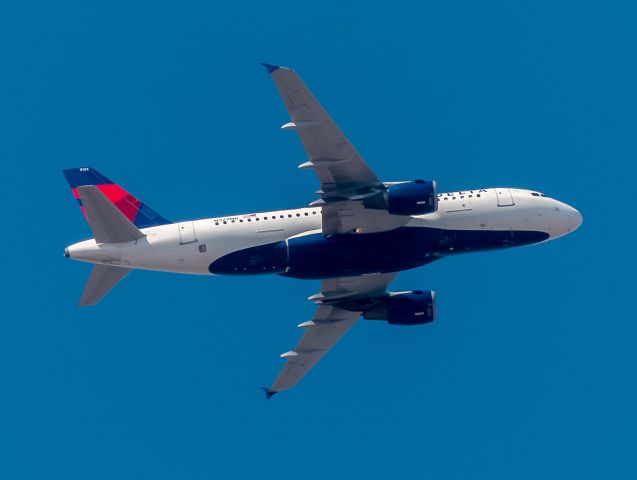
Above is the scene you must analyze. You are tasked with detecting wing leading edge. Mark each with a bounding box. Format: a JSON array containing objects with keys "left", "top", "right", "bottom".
[{"left": 263, "top": 272, "right": 399, "bottom": 398}]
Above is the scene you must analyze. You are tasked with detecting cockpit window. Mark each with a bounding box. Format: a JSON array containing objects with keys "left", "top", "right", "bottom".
[{"left": 531, "top": 192, "right": 540, "bottom": 197}]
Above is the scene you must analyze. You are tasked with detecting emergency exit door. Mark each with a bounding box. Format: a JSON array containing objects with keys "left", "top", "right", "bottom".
[
  {"left": 495, "top": 188, "right": 515, "bottom": 207},
  {"left": 178, "top": 222, "right": 197, "bottom": 245}
]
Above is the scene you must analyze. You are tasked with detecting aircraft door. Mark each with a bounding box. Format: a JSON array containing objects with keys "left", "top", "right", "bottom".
[
  {"left": 496, "top": 188, "right": 515, "bottom": 207},
  {"left": 178, "top": 222, "right": 197, "bottom": 245}
]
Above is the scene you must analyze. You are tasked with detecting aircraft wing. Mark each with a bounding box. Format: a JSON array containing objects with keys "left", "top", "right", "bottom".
[
  {"left": 263, "top": 63, "right": 381, "bottom": 191},
  {"left": 263, "top": 272, "right": 399, "bottom": 398},
  {"left": 263, "top": 64, "right": 407, "bottom": 235}
]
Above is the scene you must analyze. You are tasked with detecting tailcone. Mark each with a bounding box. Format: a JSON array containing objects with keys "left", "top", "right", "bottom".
[{"left": 65, "top": 239, "right": 115, "bottom": 264}]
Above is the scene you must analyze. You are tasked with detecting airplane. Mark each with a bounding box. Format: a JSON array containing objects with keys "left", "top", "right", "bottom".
[{"left": 63, "top": 63, "right": 582, "bottom": 398}]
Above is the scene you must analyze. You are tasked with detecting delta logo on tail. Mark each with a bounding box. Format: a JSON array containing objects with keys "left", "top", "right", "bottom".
[{"left": 63, "top": 168, "right": 170, "bottom": 229}]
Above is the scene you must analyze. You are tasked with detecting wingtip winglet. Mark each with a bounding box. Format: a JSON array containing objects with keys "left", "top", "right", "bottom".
[
  {"left": 260, "top": 387, "right": 277, "bottom": 399},
  {"left": 260, "top": 62, "right": 280, "bottom": 74}
]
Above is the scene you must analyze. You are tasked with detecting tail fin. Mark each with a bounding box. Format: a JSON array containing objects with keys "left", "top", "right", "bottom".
[
  {"left": 78, "top": 186, "right": 146, "bottom": 243},
  {"left": 63, "top": 167, "right": 170, "bottom": 228}
]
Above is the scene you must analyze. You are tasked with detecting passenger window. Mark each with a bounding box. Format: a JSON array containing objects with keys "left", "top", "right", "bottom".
[{"left": 199, "top": 244, "right": 207, "bottom": 253}]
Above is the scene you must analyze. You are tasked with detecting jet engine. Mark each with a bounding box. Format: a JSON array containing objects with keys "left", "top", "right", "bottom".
[
  {"left": 363, "top": 290, "right": 436, "bottom": 326},
  {"left": 386, "top": 180, "right": 438, "bottom": 215}
]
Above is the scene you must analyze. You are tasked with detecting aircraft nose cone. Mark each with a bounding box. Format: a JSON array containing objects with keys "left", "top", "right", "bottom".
[
  {"left": 571, "top": 208, "right": 583, "bottom": 231},
  {"left": 558, "top": 203, "right": 582, "bottom": 235},
  {"left": 64, "top": 247, "right": 69, "bottom": 258}
]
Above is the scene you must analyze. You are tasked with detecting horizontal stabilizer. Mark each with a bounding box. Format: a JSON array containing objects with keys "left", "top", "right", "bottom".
[
  {"left": 78, "top": 186, "right": 146, "bottom": 244},
  {"left": 80, "top": 264, "right": 131, "bottom": 306}
]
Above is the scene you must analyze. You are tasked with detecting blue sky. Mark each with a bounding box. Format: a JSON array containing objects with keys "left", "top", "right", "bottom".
[{"left": 1, "top": 1, "right": 636, "bottom": 478}]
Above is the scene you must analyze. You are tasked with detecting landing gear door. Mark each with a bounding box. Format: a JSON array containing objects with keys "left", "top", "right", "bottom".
[
  {"left": 496, "top": 188, "right": 515, "bottom": 207},
  {"left": 178, "top": 222, "right": 197, "bottom": 245}
]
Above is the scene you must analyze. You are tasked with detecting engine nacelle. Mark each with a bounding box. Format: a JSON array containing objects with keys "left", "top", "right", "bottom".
[
  {"left": 386, "top": 180, "right": 438, "bottom": 215},
  {"left": 363, "top": 290, "right": 436, "bottom": 326}
]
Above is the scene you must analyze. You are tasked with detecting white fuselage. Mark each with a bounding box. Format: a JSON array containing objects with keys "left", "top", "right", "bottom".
[{"left": 66, "top": 187, "right": 582, "bottom": 277}]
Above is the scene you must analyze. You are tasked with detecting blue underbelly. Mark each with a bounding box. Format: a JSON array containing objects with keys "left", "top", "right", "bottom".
[{"left": 208, "top": 227, "right": 549, "bottom": 279}]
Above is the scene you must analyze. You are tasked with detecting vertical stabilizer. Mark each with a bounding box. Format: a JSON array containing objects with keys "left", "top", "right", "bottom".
[
  {"left": 63, "top": 167, "right": 170, "bottom": 228},
  {"left": 78, "top": 186, "right": 146, "bottom": 244}
]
